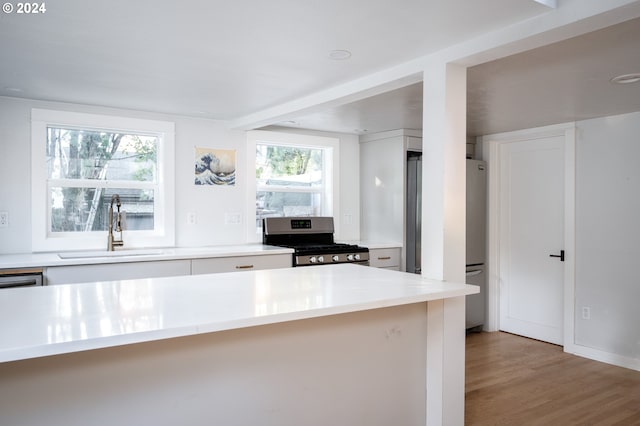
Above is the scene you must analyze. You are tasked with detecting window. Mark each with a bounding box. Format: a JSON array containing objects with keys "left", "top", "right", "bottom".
[
  {"left": 247, "top": 131, "right": 339, "bottom": 239},
  {"left": 31, "top": 109, "right": 175, "bottom": 251},
  {"left": 256, "top": 144, "right": 325, "bottom": 218}
]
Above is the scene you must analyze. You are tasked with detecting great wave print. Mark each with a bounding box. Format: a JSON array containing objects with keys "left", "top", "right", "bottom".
[{"left": 195, "top": 147, "right": 236, "bottom": 186}]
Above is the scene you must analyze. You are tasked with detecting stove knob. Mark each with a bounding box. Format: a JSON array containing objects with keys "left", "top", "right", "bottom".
[
  {"left": 318, "top": 256, "right": 324, "bottom": 263},
  {"left": 309, "top": 256, "right": 317, "bottom": 263},
  {"left": 347, "top": 254, "right": 354, "bottom": 261},
  {"left": 332, "top": 255, "right": 340, "bottom": 262},
  {"left": 354, "top": 254, "right": 361, "bottom": 261}
]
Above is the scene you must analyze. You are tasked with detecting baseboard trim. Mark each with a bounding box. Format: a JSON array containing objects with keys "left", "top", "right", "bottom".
[{"left": 566, "top": 342, "right": 640, "bottom": 372}]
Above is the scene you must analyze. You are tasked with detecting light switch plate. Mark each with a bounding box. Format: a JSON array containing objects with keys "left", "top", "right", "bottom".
[
  {"left": 0, "top": 211, "right": 8, "bottom": 228},
  {"left": 225, "top": 213, "right": 241, "bottom": 225}
]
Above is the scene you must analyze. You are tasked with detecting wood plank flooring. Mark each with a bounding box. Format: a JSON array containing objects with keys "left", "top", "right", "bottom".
[{"left": 465, "top": 331, "right": 640, "bottom": 425}]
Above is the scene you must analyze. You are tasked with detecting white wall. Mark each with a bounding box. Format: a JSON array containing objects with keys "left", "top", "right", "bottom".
[
  {"left": 574, "top": 111, "right": 640, "bottom": 363},
  {"left": 482, "top": 110, "right": 640, "bottom": 369},
  {"left": 0, "top": 98, "right": 32, "bottom": 253},
  {"left": 0, "top": 97, "right": 360, "bottom": 254}
]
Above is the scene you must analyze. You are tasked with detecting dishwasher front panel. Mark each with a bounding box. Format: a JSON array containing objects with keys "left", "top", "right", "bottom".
[{"left": 0, "top": 269, "right": 44, "bottom": 289}]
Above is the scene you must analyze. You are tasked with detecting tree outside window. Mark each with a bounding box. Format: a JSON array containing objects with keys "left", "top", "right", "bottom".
[
  {"left": 256, "top": 143, "right": 325, "bottom": 225},
  {"left": 47, "top": 127, "right": 158, "bottom": 233}
]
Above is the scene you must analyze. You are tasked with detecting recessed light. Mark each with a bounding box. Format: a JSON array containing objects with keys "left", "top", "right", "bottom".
[
  {"left": 610, "top": 73, "right": 640, "bottom": 84},
  {"left": 329, "top": 50, "right": 352, "bottom": 60}
]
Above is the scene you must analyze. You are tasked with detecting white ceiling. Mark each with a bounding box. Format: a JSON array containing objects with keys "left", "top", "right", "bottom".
[
  {"left": 1, "top": 1, "right": 639, "bottom": 136},
  {"left": 280, "top": 16, "right": 640, "bottom": 136},
  {"left": 0, "top": 1, "right": 548, "bottom": 118},
  {"left": 466, "top": 16, "right": 640, "bottom": 136}
]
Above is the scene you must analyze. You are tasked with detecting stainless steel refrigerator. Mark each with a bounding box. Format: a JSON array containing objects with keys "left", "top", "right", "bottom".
[
  {"left": 406, "top": 152, "right": 422, "bottom": 274},
  {"left": 466, "top": 159, "right": 487, "bottom": 330},
  {"left": 406, "top": 156, "right": 487, "bottom": 330}
]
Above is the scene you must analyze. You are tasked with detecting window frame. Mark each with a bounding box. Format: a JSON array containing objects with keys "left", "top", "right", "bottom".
[
  {"left": 31, "top": 109, "right": 175, "bottom": 252},
  {"left": 246, "top": 130, "right": 339, "bottom": 242}
]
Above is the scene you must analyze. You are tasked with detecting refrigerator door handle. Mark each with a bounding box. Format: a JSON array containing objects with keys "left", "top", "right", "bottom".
[
  {"left": 466, "top": 269, "right": 483, "bottom": 277},
  {"left": 549, "top": 250, "right": 565, "bottom": 262}
]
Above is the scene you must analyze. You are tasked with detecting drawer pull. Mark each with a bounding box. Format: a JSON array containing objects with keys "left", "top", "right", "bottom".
[
  {"left": 377, "top": 256, "right": 391, "bottom": 260},
  {"left": 235, "top": 264, "right": 254, "bottom": 269}
]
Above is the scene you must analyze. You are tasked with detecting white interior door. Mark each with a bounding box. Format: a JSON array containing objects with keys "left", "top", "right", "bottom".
[{"left": 499, "top": 135, "right": 565, "bottom": 345}]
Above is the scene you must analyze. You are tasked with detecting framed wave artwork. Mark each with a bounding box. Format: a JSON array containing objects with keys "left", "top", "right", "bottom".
[{"left": 195, "top": 147, "right": 236, "bottom": 186}]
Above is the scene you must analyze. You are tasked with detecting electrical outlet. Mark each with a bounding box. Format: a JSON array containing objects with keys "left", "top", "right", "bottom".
[
  {"left": 187, "top": 212, "right": 197, "bottom": 225},
  {"left": 0, "top": 211, "right": 8, "bottom": 228},
  {"left": 582, "top": 306, "right": 591, "bottom": 320}
]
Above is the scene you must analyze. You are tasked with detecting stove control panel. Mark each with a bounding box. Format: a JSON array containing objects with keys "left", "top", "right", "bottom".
[{"left": 295, "top": 251, "right": 369, "bottom": 267}]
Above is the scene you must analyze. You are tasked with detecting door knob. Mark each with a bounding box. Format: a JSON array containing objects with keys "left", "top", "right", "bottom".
[{"left": 549, "top": 250, "right": 565, "bottom": 262}]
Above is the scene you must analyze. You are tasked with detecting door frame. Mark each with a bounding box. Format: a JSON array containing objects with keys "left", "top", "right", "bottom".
[{"left": 481, "top": 122, "right": 576, "bottom": 352}]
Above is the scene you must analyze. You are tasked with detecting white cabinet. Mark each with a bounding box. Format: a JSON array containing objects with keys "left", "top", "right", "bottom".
[
  {"left": 44, "top": 250, "right": 293, "bottom": 285},
  {"left": 368, "top": 248, "right": 401, "bottom": 270},
  {"left": 191, "top": 254, "right": 291, "bottom": 275},
  {"left": 46, "top": 260, "right": 191, "bottom": 285},
  {"left": 360, "top": 129, "right": 421, "bottom": 272}
]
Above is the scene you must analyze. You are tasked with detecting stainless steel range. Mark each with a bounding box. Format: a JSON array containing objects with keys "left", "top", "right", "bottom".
[{"left": 263, "top": 217, "right": 369, "bottom": 267}]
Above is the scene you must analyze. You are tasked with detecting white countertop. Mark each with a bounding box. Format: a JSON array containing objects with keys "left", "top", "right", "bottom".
[
  {"left": 0, "top": 264, "right": 478, "bottom": 363},
  {"left": 0, "top": 244, "right": 294, "bottom": 269},
  {"left": 338, "top": 240, "right": 402, "bottom": 249}
]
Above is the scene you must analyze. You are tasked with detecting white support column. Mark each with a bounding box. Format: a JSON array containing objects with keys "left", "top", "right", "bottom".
[
  {"left": 421, "top": 61, "right": 466, "bottom": 284},
  {"left": 422, "top": 61, "right": 467, "bottom": 426}
]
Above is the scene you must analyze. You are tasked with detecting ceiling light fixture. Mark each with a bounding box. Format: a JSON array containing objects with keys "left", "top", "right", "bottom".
[
  {"left": 610, "top": 73, "right": 640, "bottom": 84},
  {"left": 329, "top": 50, "right": 352, "bottom": 60}
]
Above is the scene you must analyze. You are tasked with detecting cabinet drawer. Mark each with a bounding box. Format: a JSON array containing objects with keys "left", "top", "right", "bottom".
[
  {"left": 191, "top": 254, "right": 291, "bottom": 275},
  {"left": 369, "top": 248, "right": 400, "bottom": 269}
]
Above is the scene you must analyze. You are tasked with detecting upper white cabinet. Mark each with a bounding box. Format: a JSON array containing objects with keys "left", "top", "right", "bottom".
[{"left": 360, "top": 129, "right": 421, "bottom": 272}]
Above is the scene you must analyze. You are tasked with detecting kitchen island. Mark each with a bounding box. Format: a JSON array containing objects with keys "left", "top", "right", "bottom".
[{"left": 0, "top": 264, "right": 477, "bottom": 426}]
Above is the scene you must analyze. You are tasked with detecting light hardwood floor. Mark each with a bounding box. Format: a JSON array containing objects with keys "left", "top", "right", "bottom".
[{"left": 465, "top": 332, "right": 640, "bottom": 425}]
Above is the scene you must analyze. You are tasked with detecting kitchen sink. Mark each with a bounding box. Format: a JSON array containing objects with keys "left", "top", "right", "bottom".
[{"left": 58, "top": 248, "right": 165, "bottom": 259}]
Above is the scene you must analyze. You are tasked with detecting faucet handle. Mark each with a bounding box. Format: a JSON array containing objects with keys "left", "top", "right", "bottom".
[{"left": 117, "top": 211, "right": 127, "bottom": 231}]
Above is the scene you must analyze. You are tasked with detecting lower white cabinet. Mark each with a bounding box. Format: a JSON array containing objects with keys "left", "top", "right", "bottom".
[
  {"left": 46, "top": 253, "right": 293, "bottom": 285},
  {"left": 191, "top": 254, "right": 291, "bottom": 275},
  {"left": 45, "top": 253, "right": 293, "bottom": 285},
  {"left": 368, "top": 248, "right": 401, "bottom": 270},
  {"left": 45, "top": 260, "right": 192, "bottom": 285}
]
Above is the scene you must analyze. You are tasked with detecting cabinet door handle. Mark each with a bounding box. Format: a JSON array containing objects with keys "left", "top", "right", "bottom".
[
  {"left": 235, "top": 264, "right": 254, "bottom": 269},
  {"left": 377, "top": 256, "right": 391, "bottom": 260}
]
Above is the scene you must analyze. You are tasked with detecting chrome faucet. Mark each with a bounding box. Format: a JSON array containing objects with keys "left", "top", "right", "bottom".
[{"left": 107, "top": 194, "right": 124, "bottom": 251}]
